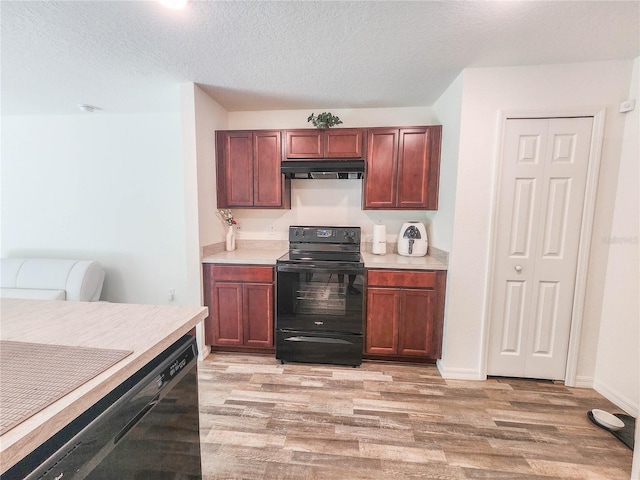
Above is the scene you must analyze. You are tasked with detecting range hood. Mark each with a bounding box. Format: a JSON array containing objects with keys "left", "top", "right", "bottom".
[{"left": 281, "top": 159, "right": 365, "bottom": 179}]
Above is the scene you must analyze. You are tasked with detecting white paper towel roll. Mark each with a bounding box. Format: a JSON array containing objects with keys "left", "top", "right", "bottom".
[{"left": 372, "top": 224, "right": 387, "bottom": 255}]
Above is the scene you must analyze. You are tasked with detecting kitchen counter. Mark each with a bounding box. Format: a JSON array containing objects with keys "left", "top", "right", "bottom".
[
  {"left": 202, "top": 247, "right": 286, "bottom": 265},
  {"left": 202, "top": 244, "right": 448, "bottom": 270},
  {"left": 361, "top": 251, "right": 448, "bottom": 270},
  {"left": 0, "top": 298, "right": 207, "bottom": 474}
]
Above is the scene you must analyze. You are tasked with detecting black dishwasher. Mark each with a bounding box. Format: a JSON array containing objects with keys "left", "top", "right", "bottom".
[{"left": 3, "top": 334, "right": 202, "bottom": 480}]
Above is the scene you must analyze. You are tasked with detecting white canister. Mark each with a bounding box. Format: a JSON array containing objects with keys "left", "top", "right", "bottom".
[{"left": 372, "top": 224, "right": 387, "bottom": 255}]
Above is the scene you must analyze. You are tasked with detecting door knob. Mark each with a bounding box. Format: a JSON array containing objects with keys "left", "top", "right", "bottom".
[{"left": 515, "top": 265, "right": 522, "bottom": 272}]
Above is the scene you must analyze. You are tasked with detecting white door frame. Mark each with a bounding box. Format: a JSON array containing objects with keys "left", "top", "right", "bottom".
[{"left": 481, "top": 108, "right": 606, "bottom": 387}]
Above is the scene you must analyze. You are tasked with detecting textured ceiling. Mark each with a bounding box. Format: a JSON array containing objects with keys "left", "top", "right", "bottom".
[{"left": 1, "top": 1, "right": 638, "bottom": 115}]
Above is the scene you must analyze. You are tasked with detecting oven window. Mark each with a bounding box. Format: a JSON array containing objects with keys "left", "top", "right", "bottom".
[
  {"left": 277, "top": 270, "right": 363, "bottom": 322},
  {"left": 298, "top": 273, "right": 357, "bottom": 315}
]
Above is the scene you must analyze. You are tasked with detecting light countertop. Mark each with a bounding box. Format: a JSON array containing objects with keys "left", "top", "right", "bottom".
[
  {"left": 361, "top": 251, "right": 448, "bottom": 270},
  {"left": 202, "top": 248, "right": 286, "bottom": 265},
  {"left": 202, "top": 246, "right": 448, "bottom": 270},
  {"left": 0, "top": 298, "right": 207, "bottom": 473}
]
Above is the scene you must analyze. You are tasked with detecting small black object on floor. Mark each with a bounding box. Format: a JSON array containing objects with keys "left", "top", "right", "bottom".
[{"left": 587, "top": 410, "right": 635, "bottom": 450}]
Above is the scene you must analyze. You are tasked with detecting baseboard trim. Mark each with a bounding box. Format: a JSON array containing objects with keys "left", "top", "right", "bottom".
[
  {"left": 573, "top": 375, "right": 594, "bottom": 388},
  {"left": 593, "top": 379, "right": 639, "bottom": 417},
  {"left": 437, "top": 360, "right": 484, "bottom": 380},
  {"left": 198, "top": 344, "right": 211, "bottom": 362}
]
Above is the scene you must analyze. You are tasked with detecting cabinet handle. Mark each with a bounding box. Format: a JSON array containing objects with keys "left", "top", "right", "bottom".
[{"left": 515, "top": 265, "right": 522, "bottom": 273}]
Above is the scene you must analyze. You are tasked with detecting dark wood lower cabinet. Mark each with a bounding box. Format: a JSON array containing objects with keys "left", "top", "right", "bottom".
[
  {"left": 203, "top": 264, "right": 445, "bottom": 361},
  {"left": 203, "top": 264, "right": 274, "bottom": 352},
  {"left": 365, "top": 269, "right": 446, "bottom": 362}
]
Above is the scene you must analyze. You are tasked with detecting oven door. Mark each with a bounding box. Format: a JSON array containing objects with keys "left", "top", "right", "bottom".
[
  {"left": 276, "top": 264, "right": 364, "bottom": 334},
  {"left": 276, "top": 263, "right": 364, "bottom": 366}
]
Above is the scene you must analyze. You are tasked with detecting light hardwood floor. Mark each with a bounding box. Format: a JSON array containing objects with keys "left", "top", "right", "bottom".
[{"left": 198, "top": 353, "right": 633, "bottom": 479}]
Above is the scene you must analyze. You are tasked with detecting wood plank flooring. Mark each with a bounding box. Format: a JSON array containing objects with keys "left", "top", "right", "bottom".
[{"left": 198, "top": 353, "right": 633, "bottom": 479}]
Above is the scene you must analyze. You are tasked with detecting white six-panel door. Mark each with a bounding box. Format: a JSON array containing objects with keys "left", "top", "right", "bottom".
[{"left": 487, "top": 117, "right": 593, "bottom": 380}]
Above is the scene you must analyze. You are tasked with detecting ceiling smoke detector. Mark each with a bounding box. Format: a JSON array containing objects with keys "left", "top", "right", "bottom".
[{"left": 77, "top": 104, "right": 99, "bottom": 113}]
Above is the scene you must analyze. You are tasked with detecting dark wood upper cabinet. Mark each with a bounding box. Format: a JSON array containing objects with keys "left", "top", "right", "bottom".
[
  {"left": 284, "top": 130, "right": 323, "bottom": 158},
  {"left": 215, "top": 124, "right": 440, "bottom": 210},
  {"left": 217, "top": 131, "right": 254, "bottom": 207},
  {"left": 324, "top": 129, "right": 364, "bottom": 158},
  {"left": 363, "top": 126, "right": 442, "bottom": 210},
  {"left": 216, "top": 130, "right": 290, "bottom": 209},
  {"left": 253, "top": 131, "right": 285, "bottom": 207},
  {"left": 285, "top": 128, "right": 364, "bottom": 159},
  {"left": 363, "top": 128, "right": 398, "bottom": 209}
]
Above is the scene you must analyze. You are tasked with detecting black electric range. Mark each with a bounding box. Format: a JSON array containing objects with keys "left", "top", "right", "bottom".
[{"left": 275, "top": 226, "right": 364, "bottom": 367}]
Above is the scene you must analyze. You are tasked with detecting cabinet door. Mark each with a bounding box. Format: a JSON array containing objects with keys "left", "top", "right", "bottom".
[
  {"left": 212, "top": 283, "right": 244, "bottom": 346},
  {"left": 243, "top": 283, "right": 274, "bottom": 348},
  {"left": 398, "top": 289, "right": 437, "bottom": 357},
  {"left": 285, "top": 130, "right": 323, "bottom": 158},
  {"left": 396, "top": 128, "right": 430, "bottom": 209},
  {"left": 396, "top": 127, "right": 442, "bottom": 209},
  {"left": 217, "top": 131, "right": 254, "bottom": 207},
  {"left": 324, "top": 129, "right": 363, "bottom": 158},
  {"left": 365, "top": 287, "right": 400, "bottom": 355},
  {"left": 253, "top": 131, "right": 283, "bottom": 207},
  {"left": 363, "top": 128, "right": 399, "bottom": 209}
]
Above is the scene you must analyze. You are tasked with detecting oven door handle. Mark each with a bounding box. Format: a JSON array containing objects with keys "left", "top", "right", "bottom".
[
  {"left": 284, "top": 336, "right": 353, "bottom": 345},
  {"left": 276, "top": 265, "right": 363, "bottom": 275}
]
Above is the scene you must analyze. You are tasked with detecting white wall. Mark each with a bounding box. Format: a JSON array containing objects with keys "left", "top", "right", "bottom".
[
  {"left": 431, "top": 72, "right": 464, "bottom": 378},
  {"left": 180, "top": 83, "right": 229, "bottom": 357},
  {"left": 180, "top": 83, "right": 229, "bottom": 297},
  {"left": 193, "top": 85, "right": 229, "bottom": 248},
  {"left": 439, "top": 61, "right": 635, "bottom": 391},
  {"left": 228, "top": 107, "right": 439, "bottom": 130},
  {"left": 594, "top": 57, "right": 639, "bottom": 417},
  {"left": 432, "top": 72, "right": 463, "bottom": 253},
  {"left": 181, "top": 84, "right": 201, "bottom": 308},
  {"left": 1, "top": 113, "right": 189, "bottom": 305},
  {"left": 223, "top": 107, "right": 447, "bottom": 250}
]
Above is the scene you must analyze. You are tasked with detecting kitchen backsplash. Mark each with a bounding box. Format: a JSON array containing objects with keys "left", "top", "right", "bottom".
[{"left": 227, "top": 179, "right": 437, "bottom": 244}]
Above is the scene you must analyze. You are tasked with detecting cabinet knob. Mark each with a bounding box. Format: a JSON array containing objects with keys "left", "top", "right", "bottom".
[{"left": 515, "top": 265, "right": 522, "bottom": 273}]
